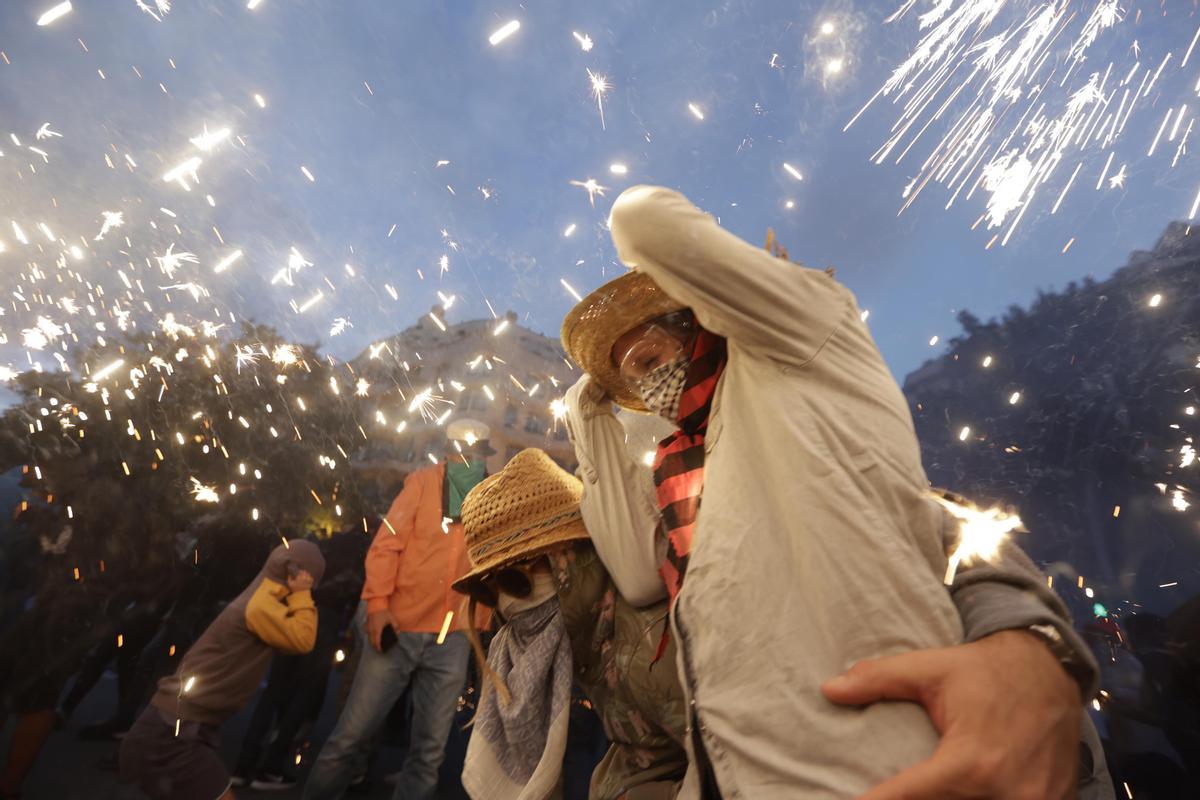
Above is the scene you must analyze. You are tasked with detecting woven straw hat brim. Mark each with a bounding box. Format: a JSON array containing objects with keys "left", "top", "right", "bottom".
[
  {"left": 560, "top": 271, "right": 685, "bottom": 412},
  {"left": 451, "top": 517, "right": 589, "bottom": 596}
]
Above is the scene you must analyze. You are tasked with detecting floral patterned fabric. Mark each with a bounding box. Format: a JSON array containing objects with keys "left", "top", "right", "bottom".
[{"left": 549, "top": 542, "right": 688, "bottom": 799}]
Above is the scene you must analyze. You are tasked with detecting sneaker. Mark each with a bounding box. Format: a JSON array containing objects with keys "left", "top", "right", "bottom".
[{"left": 249, "top": 774, "right": 297, "bottom": 791}]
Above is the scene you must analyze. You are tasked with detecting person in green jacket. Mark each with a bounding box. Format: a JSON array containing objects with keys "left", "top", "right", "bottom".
[{"left": 454, "top": 448, "right": 687, "bottom": 800}]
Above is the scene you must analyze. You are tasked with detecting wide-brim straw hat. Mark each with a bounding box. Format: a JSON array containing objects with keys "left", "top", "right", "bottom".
[
  {"left": 452, "top": 448, "right": 591, "bottom": 596},
  {"left": 560, "top": 270, "right": 685, "bottom": 412}
]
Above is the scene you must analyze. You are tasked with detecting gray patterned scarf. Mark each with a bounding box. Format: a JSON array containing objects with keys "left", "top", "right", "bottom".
[{"left": 463, "top": 594, "right": 573, "bottom": 800}]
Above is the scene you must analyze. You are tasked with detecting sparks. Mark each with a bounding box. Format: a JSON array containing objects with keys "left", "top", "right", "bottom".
[
  {"left": 562, "top": 223, "right": 577, "bottom": 237},
  {"left": 91, "top": 359, "right": 126, "bottom": 383},
  {"left": 609, "top": 163, "right": 628, "bottom": 175},
  {"left": 189, "top": 477, "right": 220, "bottom": 504},
  {"left": 329, "top": 317, "right": 352, "bottom": 336},
  {"left": 189, "top": 124, "right": 231, "bottom": 152},
  {"left": 688, "top": 102, "right": 705, "bottom": 120},
  {"left": 572, "top": 31, "right": 593, "bottom": 52},
  {"left": 586, "top": 68, "right": 611, "bottom": 129},
  {"left": 36, "top": 2, "right": 72, "bottom": 26},
  {"left": 783, "top": 162, "right": 803, "bottom": 181},
  {"left": 162, "top": 156, "right": 202, "bottom": 189},
  {"left": 300, "top": 165, "right": 315, "bottom": 182},
  {"left": 489, "top": 19, "right": 521, "bottom": 46},
  {"left": 355, "top": 378, "right": 370, "bottom": 397},
  {"left": 212, "top": 249, "right": 243, "bottom": 273},
  {"left": 935, "top": 494, "right": 1023, "bottom": 585},
  {"left": 569, "top": 177, "right": 609, "bottom": 207},
  {"left": 560, "top": 279, "right": 583, "bottom": 302},
  {"left": 156, "top": 244, "right": 199, "bottom": 279}
]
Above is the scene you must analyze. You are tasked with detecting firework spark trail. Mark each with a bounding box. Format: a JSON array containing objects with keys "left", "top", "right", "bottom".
[
  {"left": 586, "top": 68, "right": 610, "bottom": 130},
  {"left": 856, "top": 0, "right": 1199, "bottom": 242}
]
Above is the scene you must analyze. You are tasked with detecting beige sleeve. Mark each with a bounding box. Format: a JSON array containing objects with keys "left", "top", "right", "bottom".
[
  {"left": 608, "top": 185, "right": 852, "bottom": 367},
  {"left": 244, "top": 579, "right": 318, "bottom": 655},
  {"left": 566, "top": 374, "right": 668, "bottom": 607}
]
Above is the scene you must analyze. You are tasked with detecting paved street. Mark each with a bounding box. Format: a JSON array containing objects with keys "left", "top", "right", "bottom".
[{"left": 3, "top": 669, "right": 469, "bottom": 800}]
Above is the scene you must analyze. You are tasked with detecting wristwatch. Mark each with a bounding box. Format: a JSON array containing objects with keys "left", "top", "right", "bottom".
[{"left": 1025, "top": 623, "right": 1092, "bottom": 696}]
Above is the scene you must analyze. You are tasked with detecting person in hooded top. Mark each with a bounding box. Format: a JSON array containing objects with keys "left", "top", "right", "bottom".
[{"left": 119, "top": 538, "right": 325, "bottom": 800}]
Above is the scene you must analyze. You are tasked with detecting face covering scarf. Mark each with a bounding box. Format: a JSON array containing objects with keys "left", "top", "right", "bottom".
[
  {"left": 446, "top": 459, "right": 487, "bottom": 520},
  {"left": 636, "top": 354, "right": 690, "bottom": 422},
  {"left": 462, "top": 574, "right": 573, "bottom": 800},
  {"left": 653, "top": 328, "right": 727, "bottom": 629}
]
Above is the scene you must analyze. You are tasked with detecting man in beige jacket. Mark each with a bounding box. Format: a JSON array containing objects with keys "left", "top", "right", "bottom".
[{"left": 560, "top": 185, "right": 1112, "bottom": 799}]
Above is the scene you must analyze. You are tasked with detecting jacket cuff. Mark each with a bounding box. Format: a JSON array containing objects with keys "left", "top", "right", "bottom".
[
  {"left": 954, "top": 580, "right": 1099, "bottom": 698},
  {"left": 365, "top": 597, "right": 390, "bottom": 615},
  {"left": 286, "top": 590, "right": 315, "bottom": 610}
]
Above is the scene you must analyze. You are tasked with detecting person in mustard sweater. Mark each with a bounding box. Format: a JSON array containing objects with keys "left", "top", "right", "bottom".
[{"left": 119, "top": 539, "right": 325, "bottom": 800}]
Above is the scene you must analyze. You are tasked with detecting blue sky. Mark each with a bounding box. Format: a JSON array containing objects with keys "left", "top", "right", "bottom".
[{"left": 0, "top": 0, "right": 1194, "bottom": 380}]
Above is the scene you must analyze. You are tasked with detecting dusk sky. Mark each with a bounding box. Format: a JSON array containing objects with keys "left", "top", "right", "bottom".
[{"left": 0, "top": 0, "right": 1195, "bottom": 381}]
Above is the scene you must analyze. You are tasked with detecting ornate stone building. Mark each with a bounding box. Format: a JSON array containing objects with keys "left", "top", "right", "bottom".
[{"left": 351, "top": 308, "right": 578, "bottom": 502}]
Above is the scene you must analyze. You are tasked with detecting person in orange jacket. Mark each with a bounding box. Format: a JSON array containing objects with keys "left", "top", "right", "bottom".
[{"left": 303, "top": 419, "right": 493, "bottom": 800}]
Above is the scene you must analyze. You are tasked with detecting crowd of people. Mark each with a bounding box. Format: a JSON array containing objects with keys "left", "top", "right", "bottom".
[{"left": 1, "top": 186, "right": 1148, "bottom": 799}]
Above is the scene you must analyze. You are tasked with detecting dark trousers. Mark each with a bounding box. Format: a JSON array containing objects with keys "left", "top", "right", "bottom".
[{"left": 236, "top": 613, "right": 340, "bottom": 777}]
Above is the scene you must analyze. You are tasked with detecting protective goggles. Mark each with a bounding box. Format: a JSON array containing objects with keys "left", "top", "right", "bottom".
[{"left": 612, "top": 311, "right": 697, "bottom": 386}]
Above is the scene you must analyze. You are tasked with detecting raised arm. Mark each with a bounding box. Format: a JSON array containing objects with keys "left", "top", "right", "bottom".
[
  {"left": 362, "top": 472, "right": 423, "bottom": 614},
  {"left": 245, "top": 579, "right": 318, "bottom": 655},
  {"left": 608, "top": 185, "right": 851, "bottom": 366},
  {"left": 565, "top": 374, "right": 667, "bottom": 607}
]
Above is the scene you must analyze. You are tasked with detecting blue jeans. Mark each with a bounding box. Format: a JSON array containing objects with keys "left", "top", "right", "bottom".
[{"left": 303, "top": 606, "right": 469, "bottom": 800}]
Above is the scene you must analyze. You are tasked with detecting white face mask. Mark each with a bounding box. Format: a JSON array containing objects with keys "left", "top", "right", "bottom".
[
  {"left": 636, "top": 354, "right": 689, "bottom": 422},
  {"left": 496, "top": 571, "right": 558, "bottom": 619}
]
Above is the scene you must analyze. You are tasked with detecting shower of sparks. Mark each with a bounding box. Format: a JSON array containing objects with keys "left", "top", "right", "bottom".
[
  {"left": 94, "top": 211, "right": 124, "bottom": 241},
  {"left": 212, "top": 249, "right": 243, "bottom": 273},
  {"left": 35, "top": 123, "right": 61, "bottom": 140},
  {"left": 162, "top": 156, "right": 202, "bottom": 189},
  {"left": 493, "top": 319, "right": 510, "bottom": 336},
  {"left": 271, "top": 344, "right": 299, "bottom": 366},
  {"left": 573, "top": 31, "right": 594, "bottom": 52},
  {"left": 408, "top": 387, "right": 451, "bottom": 421},
  {"left": 489, "top": 20, "right": 521, "bottom": 46},
  {"left": 189, "top": 477, "right": 220, "bottom": 504},
  {"left": 300, "top": 165, "right": 316, "bottom": 182},
  {"left": 586, "top": 68, "right": 611, "bottom": 130},
  {"left": 934, "top": 494, "right": 1024, "bottom": 585},
  {"left": 688, "top": 102, "right": 705, "bottom": 120},
  {"left": 156, "top": 244, "right": 199, "bottom": 279},
  {"left": 36, "top": 2, "right": 72, "bottom": 26},
  {"left": 783, "top": 162, "right": 803, "bottom": 181},
  {"left": 562, "top": 223, "right": 577, "bottom": 237},
  {"left": 1172, "top": 489, "right": 1190, "bottom": 512},
  {"left": 355, "top": 378, "right": 370, "bottom": 397},
  {"left": 189, "top": 124, "right": 231, "bottom": 152},
  {"left": 549, "top": 397, "right": 568, "bottom": 421},
  {"left": 329, "top": 317, "right": 352, "bottom": 336},
  {"left": 609, "top": 163, "right": 628, "bottom": 175},
  {"left": 569, "top": 177, "right": 609, "bottom": 206},
  {"left": 135, "top": 1, "right": 172, "bottom": 22},
  {"left": 852, "top": 0, "right": 1192, "bottom": 245}
]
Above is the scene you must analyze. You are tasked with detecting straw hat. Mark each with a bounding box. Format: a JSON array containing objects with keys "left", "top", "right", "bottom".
[
  {"left": 452, "top": 448, "right": 590, "bottom": 595},
  {"left": 560, "top": 271, "right": 685, "bottom": 412}
]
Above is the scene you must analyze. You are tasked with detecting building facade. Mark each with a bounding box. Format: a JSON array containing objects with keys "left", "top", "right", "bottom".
[{"left": 351, "top": 308, "right": 578, "bottom": 501}]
